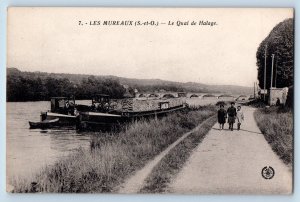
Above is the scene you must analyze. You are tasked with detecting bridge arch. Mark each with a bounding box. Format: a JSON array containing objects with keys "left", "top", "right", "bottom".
[
  {"left": 162, "top": 94, "right": 175, "bottom": 98},
  {"left": 148, "top": 93, "right": 159, "bottom": 98},
  {"left": 190, "top": 94, "right": 199, "bottom": 98}
]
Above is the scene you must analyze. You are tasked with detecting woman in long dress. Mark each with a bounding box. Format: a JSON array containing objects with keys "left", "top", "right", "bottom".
[{"left": 217, "top": 104, "right": 227, "bottom": 130}]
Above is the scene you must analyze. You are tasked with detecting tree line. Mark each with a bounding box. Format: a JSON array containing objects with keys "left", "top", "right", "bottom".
[
  {"left": 6, "top": 68, "right": 197, "bottom": 102},
  {"left": 7, "top": 71, "right": 126, "bottom": 101}
]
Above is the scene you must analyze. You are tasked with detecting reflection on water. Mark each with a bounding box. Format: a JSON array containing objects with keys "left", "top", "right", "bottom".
[{"left": 6, "top": 101, "right": 92, "bottom": 181}]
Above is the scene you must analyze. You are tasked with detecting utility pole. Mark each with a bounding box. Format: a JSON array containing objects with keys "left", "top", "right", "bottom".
[
  {"left": 256, "top": 82, "right": 259, "bottom": 97},
  {"left": 274, "top": 57, "right": 278, "bottom": 88},
  {"left": 271, "top": 54, "right": 275, "bottom": 88},
  {"left": 264, "top": 44, "right": 267, "bottom": 101},
  {"left": 254, "top": 82, "right": 256, "bottom": 98}
]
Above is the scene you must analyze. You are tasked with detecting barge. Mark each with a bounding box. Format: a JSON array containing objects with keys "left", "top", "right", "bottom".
[{"left": 29, "top": 95, "right": 186, "bottom": 130}]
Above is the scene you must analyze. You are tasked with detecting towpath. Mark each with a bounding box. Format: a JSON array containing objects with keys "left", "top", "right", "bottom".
[
  {"left": 117, "top": 116, "right": 215, "bottom": 194},
  {"left": 169, "top": 106, "right": 292, "bottom": 194}
]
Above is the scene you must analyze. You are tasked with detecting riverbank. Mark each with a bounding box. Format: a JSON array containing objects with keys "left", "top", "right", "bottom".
[
  {"left": 254, "top": 106, "right": 293, "bottom": 167},
  {"left": 11, "top": 105, "right": 216, "bottom": 193}
]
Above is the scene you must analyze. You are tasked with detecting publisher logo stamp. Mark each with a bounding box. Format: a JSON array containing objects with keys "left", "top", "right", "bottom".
[{"left": 262, "top": 166, "right": 275, "bottom": 179}]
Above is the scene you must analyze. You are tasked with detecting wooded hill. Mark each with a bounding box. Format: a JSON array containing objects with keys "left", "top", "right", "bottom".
[{"left": 7, "top": 68, "right": 252, "bottom": 101}]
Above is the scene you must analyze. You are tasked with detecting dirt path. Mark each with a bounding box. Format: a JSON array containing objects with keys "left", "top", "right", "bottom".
[
  {"left": 169, "top": 106, "right": 292, "bottom": 194},
  {"left": 117, "top": 116, "right": 214, "bottom": 194}
]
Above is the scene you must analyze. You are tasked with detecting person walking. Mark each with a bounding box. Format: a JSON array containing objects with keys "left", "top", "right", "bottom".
[
  {"left": 217, "top": 104, "right": 227, "bottom": 130},
  {"left": 236, "top": 106, "right": 244, "bottom": 130},
  {"left": 227, "top": 102, "right": 237, "bottom": 131}
]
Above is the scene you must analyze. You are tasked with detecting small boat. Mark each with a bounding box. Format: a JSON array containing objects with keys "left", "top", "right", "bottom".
[
  {"left": 29, "top": 118, "right": 60, "bottom": 129},
  {"left": 29, "top": 97, "right": 78, "bottom": 129}
]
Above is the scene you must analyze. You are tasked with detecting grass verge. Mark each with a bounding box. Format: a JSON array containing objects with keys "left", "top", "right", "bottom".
[
  {"left": 11, "top": 105, "right": 216, "bottom": 193},
  {"left": 254, "top": 106, "right": 293, "bottom": 167},
  {"left": 139, "top": 115, "right": 217, "bottom": 193}
]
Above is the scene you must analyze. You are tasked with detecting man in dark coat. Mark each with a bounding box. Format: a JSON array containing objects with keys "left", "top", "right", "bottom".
[{"left": 227, "top": 102, "right": 237, "bottom": 131}]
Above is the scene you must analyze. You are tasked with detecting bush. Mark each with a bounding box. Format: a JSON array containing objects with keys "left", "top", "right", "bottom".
[
  {"left": 245, "top": 99, "right": 266, "bottom": 108},
  {"left": 286, "top": 86, "right": 293, "bottom": 109}
]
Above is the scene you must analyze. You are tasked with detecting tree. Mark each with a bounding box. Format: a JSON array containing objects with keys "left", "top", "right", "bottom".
[
  {"left": 286, "top": 86, "right": 293, "bottom": 108},
  {"left": 256, "top": 18, "right": 294, "bottom": 89}
]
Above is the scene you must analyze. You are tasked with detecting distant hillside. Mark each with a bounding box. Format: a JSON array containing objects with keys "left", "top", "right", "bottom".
[{"left": 7, "top": 68, "right": 253, "bottom": 96}]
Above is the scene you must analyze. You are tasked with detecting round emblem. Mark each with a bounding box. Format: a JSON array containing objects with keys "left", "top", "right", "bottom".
[{"left": 261, "top": 166, "right": 275, "bottom": 179}]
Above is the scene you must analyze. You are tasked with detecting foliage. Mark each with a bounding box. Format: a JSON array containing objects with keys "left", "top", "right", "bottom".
[
  {"left": 286, "top": 85, "right": 293, "bottom": 108},
  {"left": 254, "top": 107, "right": 293, "bottom": 166},
  {"left": 244, "top": 99, "right": 267, "bottom": 108},
  {"left": 7, "top": 71, "right": 126, "bottom": 101},
  {"left": 256, "top": 18, "right": 294, "bottom": 89},
  {"left": 7, "top": 68, "right": 254, "bottom": 99}
]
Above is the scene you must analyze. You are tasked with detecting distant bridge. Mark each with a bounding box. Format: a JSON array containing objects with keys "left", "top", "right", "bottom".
[{"left": 135, "top": 92, "right": 249, "bottom": 100}]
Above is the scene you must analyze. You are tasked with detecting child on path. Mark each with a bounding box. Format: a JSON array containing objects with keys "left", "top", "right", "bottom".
[
  {"left": 236, "top": 106, "right": 244, "bottom": 130},
  {"left": 217, "top": 104, "right": 227, "bottom": 130}
]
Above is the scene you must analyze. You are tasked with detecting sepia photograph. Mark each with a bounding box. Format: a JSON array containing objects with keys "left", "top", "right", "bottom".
[{"left": 6, "top": 7, "right": 294, "bottom": 194}]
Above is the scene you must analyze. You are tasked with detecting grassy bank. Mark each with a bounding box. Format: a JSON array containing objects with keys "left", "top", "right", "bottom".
[
  {"left": 140, "top": 115, "right": 217, "bottom": 193},
  {"left": 254, "top": 107, "right": 293, "bottom": 166},
  {"left": 12, "top": 106, "right": 216, "bottom": 193}
]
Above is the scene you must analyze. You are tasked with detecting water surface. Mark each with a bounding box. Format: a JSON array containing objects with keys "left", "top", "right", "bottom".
[{"left": 6, "top": 101, "right": 92, "bottom": 181}]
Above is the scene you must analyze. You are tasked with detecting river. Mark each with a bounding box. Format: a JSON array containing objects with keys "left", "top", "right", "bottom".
[
  {"left": 6, "top": 101, "right": 93, "bottom": 181},
  {"left": 6, "top": 98, "right": 220, "bottom": 182}
]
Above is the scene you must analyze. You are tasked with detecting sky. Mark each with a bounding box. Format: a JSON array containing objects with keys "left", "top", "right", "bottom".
[{"left": 7, "top": 8, "right": 293, "bottom": 87}]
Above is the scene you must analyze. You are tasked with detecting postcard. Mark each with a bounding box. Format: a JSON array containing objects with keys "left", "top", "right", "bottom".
[{"left": 6, "top": 7, "right": 294, "bottom": 194}]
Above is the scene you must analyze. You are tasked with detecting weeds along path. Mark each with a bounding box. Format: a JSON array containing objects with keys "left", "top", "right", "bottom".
[
  {"left": 117, "top": 115, "right": 215, "bottom": 194},
  {"left": 169, "top": 106, "right": 292, "bottom": 194}
]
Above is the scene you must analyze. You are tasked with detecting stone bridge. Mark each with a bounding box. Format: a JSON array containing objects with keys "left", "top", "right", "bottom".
[{"left": 135, "top": 92, "right": 247, "bottom": 100}]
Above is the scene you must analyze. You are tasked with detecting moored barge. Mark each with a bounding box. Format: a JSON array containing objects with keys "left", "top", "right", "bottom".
[{"left": 29, "top": 95, "right": 186, "bottom": 130}]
